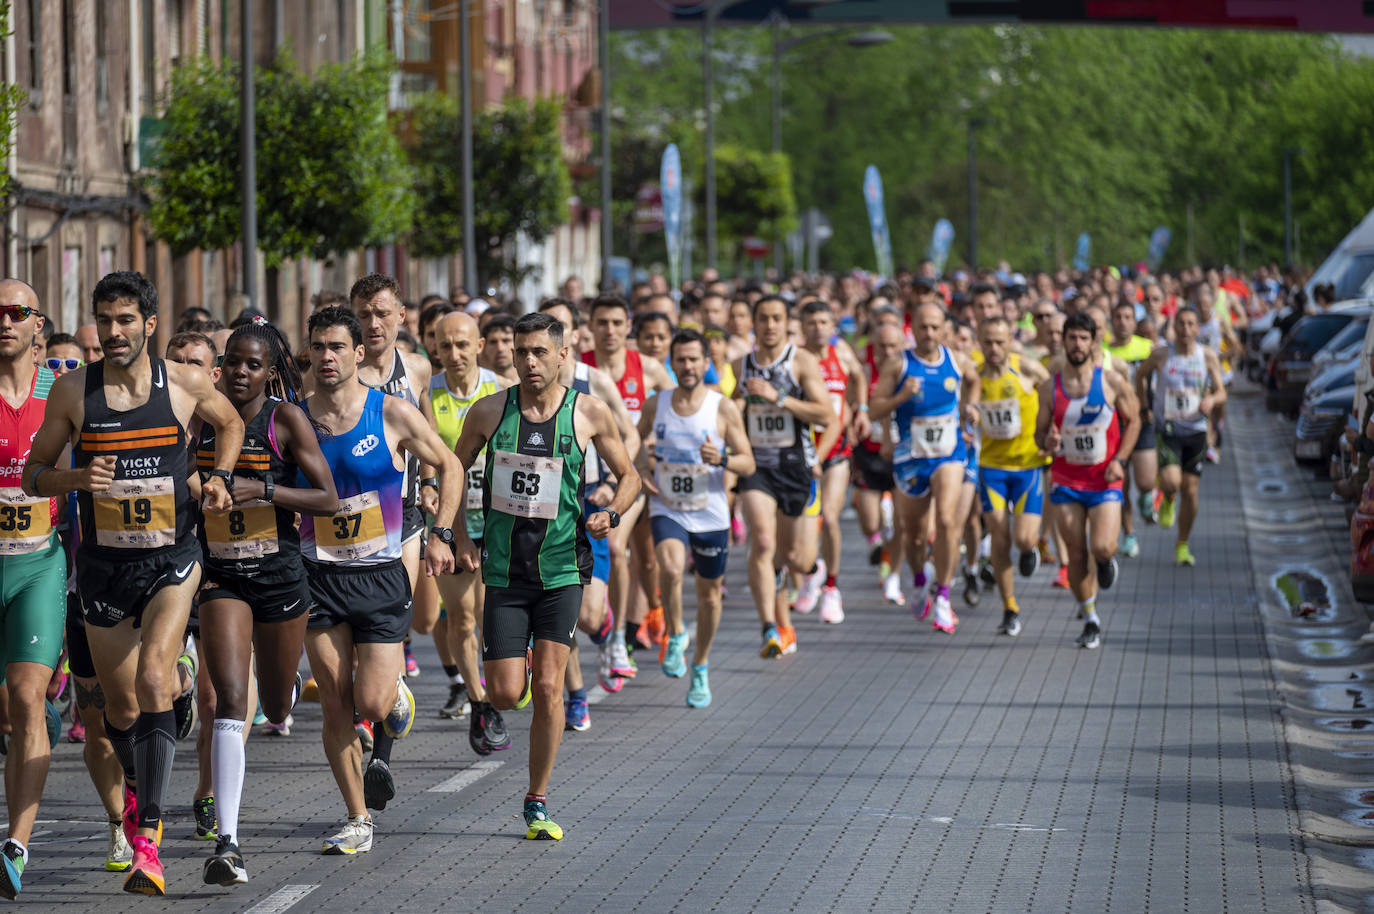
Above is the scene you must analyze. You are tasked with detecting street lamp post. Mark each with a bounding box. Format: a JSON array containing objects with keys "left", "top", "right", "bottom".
[
  {"left": 240, "top": 0, "right": 256, "bottom": 307},
  {"left": 703, "top": 7, "right": 718, "bottom": 272},
  {"left": 599, "top": 0, "right": 612, "bottom": 290},
  {"left": 460, "top": 0, "right": 476, "bottom": 295}
]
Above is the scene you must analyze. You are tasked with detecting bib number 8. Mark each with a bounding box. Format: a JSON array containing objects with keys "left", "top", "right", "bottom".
[
  {"left": 0, "top": 505, "right": 32, "bottom": 532},
  {"left": 120, "top": 498, "right": 153, "bottom": 526},
  {"left": 228, "top": 511, "right": 245, "bottom": 536}
]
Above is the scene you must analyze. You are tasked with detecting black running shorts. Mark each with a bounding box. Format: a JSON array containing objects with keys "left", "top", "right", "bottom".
[{"left": 482, "top": 584, "right": 582, "bottom": 661}]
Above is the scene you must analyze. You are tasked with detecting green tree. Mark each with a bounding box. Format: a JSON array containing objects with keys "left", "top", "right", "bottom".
[
  {"left": 0, "top": 1, "right": 27, "bottom": 198},
  {"left": 147, "top": 50, "right": 414, "bottom": 272},
  {"left": 409, "top": 94, "right": 571, "bottom": 286}
]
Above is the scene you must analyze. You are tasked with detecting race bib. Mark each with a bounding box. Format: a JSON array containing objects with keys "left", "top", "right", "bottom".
[
  {"left": 979, "top": 398, "right": 1021, "bottom": 440},
  {"left": 93, "top": 476, "right": 176, "bottom": 549},
  {"left": 491, "top": 451, "right": 562, "bottom": 520},
  {"left": 203, "top": 500, "right": 277, "bottom": 560},
  {"left": 1164, "top": 389, "right": 1201, "bottom": 423},
  {"left": 1063, "top": 414, "right": 1111, "bottom": 465},
  {"left": 656, "top": 460, "right": 708, "bottom": 512},
  {"left": 316, "top": 491, "right": 388, "bottom": 562},
  {"left": 0, "top": 487, "right": 52, "bottom": 555},
  {"left": 908, "top": 413, "right": 958, "bottom": 459},
  {"left": 749, "top": 404, "right": 794, "bottom": 448},
  {"left": 466, "top": 461, "right": 486, "bottom": 511}
]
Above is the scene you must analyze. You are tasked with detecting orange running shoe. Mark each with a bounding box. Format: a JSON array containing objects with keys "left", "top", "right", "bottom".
[
  {"left": 1053, "top": 565, "right": 1070, "bottom": 589},
  {"left": 123, "top": 836, "right": 164, "bottom": 896},
  {"left": 778, "top": 625, "right": 798, "bottom": 655},
  {"left": 644, "top": 606, "right": 667, "bottom": 645}
]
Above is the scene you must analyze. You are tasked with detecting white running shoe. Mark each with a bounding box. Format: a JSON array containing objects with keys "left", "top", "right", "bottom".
[
  {"left": 795, "top": 559, "right": 825, "bottom": 614},
  {"left": 608, "top": 638, "right": 636, "bottom": 679},
  {"left": 321, "top": 816, "right": 373, "bottom": 855},
  {"left": 883, "top": 572, "right": 905, "bottom": 605},
  {"left": 597, "top": 642, "right": 623, "bottom": 692},
  {"left": 818, "top": 585, "right": 844, "bottom": 624},
  {"left": 106, "top": 820, "right": 133, "bottom": 872},
  {"left": 931, "top": 594, "right": 959, "bottom": 634}
]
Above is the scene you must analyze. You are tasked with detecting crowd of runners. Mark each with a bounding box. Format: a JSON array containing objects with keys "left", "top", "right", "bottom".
[{"left": 0, "top": 258, "right": 1260, "bottom": 897}]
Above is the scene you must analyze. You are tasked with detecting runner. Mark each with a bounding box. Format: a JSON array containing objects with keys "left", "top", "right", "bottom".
[
  {"left": 638, "top": 329, "right": 754, "bottom": 706},
  {"left": 193, "top": 320, "right": 340, "bottom": 885},
  {"left": 23, "top": 271, "right": 245, "bottom": 895},
  {"left": 855, "top": 318, "right": 906, "bottom": 605},
  {"left": 870, "top": 302, "right": 980, "bottom": 634},
  {"left": 1105, "top": 300, "right": 1159, "bottom": 557},
  {"left": 798, "top": 300, "right": 867, "bottom": 623},
  {"left": 976, "top": 315, "right": 1050, "bottom": 636},
  {"left": 448, "top": 311, "right": 640, "bottom": 840},
  {"left": 424, "top": 311, "right": 513, "bottom": 753},
  {"left": 582, "top": 297, "right": 671, "bottom": 670},
  {"left": 1134, "top": 307, "right": 1226, "bottom": 567},
  {"left": 1192, "top": 283, "right": 1240, "bottom": 462},
  {"left": 733, "top": 296, "right": 834, "bottom": 658},
  {"left": 479, "top": 313, "right": 518, "bottom": 385},
  {"left": 0, "top": 281, "right": 66, "bottom": 899},
  {"left": 297, "top": 305, "right": 460, "bottom": 855},
  {"left": 1035, "top": 311, "right": 1139, "bottom": 650}
]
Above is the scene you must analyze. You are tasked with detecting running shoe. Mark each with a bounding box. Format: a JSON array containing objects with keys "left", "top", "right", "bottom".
[
  {"left": 321, "top": 816, "right": 372, "bottom": 855},
  {"left": 608, "top": 639, "right": 636, "bottom": 679},
  {"left": 979, "top": 562, "right": 996, "bottom": 586},
  {"left": 261, "top": 714, "right": 292, "bottom": 737},
  {"left": 0, "top": 840, "right": 23, "bottom": 900},
  {"left": 1175, "top": 542, "right": 1196, "bottom": 567},
  {"left": 686, "top": 665, "right": 711, "bottom": 708},
  {"left": 404, "top": 640, "right": 420, "bottom": 678},
  {"left": 1137, "top": 489, "right": 1157, "bottom": 524},
  {"left": 778, "top": 625, "right": 798, "bottom": 655},
  {"left": 565, "top": 696, "right": 590, "bottom": 732},
  {"left": 962, "top": 568, "right": 980, "bottom": 607},
  {"left": 193, "top": 796, "right": 217, "bottom": 840},
  {"left": 1120, "top": 534, "right": 1140, "bottom": 558},
  {"left": 931, "top": 595, "right": 959, "bottom": 634},
  {"left": 910, "top": 588, "right": 931, "bottom": 621},
  {"left": 590, "top": 606, "right": 614, "bottom": 645},
  {"left": 124, "top": 836, "right": 164, "bottom": 895},
  {"left": 868, "top": 540, "right": 884, "bottom": 566},
  {"left": 662, "top": 632, "right": 689, "bottom": 678},
  {"left": 818, "top": 585, "right": 844, "bottom": 624},
  {"left": 514, "top": 645, "right": 533, "bottom": 710},
  {"left": 67, "top": 715, "right": 86, "bottom": 743},
  {"left": 106, "top": 819, "right": 132, "bottom": 872},
  {"left": 997, "top": 609, "right": 1021, "bottom": 637},
  {"left": 173, "top": 653, "right": 197, "bottom": 741},
  {"left": 468, "top": 701, "right": 512, "bottom": 755},
  {"left": 301, "top": 677, "right": 320, "bottom": 702},
  {"left": 882, "top": 572, "right": 904, "bottom": 605},
  {"left": 355, "top": 719, "right": 374, "bottom": 752},
  {"left": 878, "top": 554, "right": 893, "bottom": 580},
  {"left": 1052, "top": 565, "right": 1071, "bottom": 589},
  {"left": 795, "top": 560, "right": 825, "bottom": 614},
  {"left": 597, "top": 643, "right": 624, "bottom": 693},
  {"left": 1018, "top": 549, "right": 1040, "bottom": 578},
  {"left": 44, "top": 699, "right": 60, "bottom": 749},
  {"left": 1038, "top": 538, "right": 1054, "bottom": 564},
  {"left": 363, "top": 758, "right": 396, "bottom": 811},
  {"left": 203, "top": 836, "right": 247, "bottom": 886},
  {"left": 643, "top": 606, "right": 667, "bottom": 645},
  {"left": 523, "top": 799, "right": 563, "bottom": 840},
  {"left": 122, "top": 785, "right": 162, "bottom": 848},
  {"left": 760, "top": 625, "right": 783, "bottom": 659},
  {"left": 1205, "top": 445, "right": 1220, "bottom": 465},
  {"left": 440, "top": 683, "right": 469, "bottom": 718},
  {"left": 1158, "top": 495, "right": 1177, "bottom": 529},
  {"left": 1076, "top": 621, "right": 1102, "bottom": 650},
  {"left": 252, "top": 706, "right": 268, "bottom": 726},
  {"left": 382, "top": 676, "right": 415, "bottom": 739},
  {"left": 1096, "top": 556, "right": 1118, "bottom": 590}
]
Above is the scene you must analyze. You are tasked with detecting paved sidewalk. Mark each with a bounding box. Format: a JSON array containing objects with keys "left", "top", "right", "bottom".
[{"left": 14, "top": 432, "right": 1314, "bottom": 912}]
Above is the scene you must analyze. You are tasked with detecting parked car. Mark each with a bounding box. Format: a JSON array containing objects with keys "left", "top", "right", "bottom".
[
  {"left": 1294, "top": 364, "right": 1356, "bottom": 465},
  {"left": 1308, "top": 205, "right": 1374, "bottom": 302},
  {"left": 1313, "top": 316, "right": 1369, "bottom": 375},
  {"left": 1265, "top": 301, "right": 1371, "bottom": 416}
]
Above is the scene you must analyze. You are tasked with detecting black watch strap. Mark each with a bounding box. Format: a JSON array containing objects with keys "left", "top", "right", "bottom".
[
  {"left": 430, "top": 526, "right": 455, "bottom": 545},
  {"left": 204, "top": 468, "right": 233, "bottom": 490},
  {"left": 606, "top": 508, "right": 621, "bottom": 528}
]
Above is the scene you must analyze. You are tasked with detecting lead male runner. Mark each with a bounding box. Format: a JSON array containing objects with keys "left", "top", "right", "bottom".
[
  {"left": 450, "top": 312, "right": 640, "bottom": 840},
  {"left": 24, "top": 271, "right": 244, "bottom": 895}
]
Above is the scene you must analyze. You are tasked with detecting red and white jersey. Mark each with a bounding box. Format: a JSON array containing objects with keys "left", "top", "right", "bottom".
[
  {"left": 0, "top": 366, "right": 59, "bottom": 554},
  {"left": 1050, "top": 367, "right": 1121, "bottom": 492},
  {"left": 582, "top": 348, "right": 647, "bottom": 421},
  {"left": 816, "top": 344, "right": 851, "bottom": 461}
]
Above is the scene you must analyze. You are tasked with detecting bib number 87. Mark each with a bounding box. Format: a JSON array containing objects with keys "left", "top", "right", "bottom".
[
  {"left": 119, "top": 498, "right": 152, "bottom": 525},
  {"left": 0, "top": 505, "right": 32, "bottom": 531},
  {"left": 510, "top": 470, "right": 541, "bottom": 496}
]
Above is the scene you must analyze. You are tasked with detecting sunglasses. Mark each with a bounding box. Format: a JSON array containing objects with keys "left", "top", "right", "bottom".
[
  {"left": 44, "top": 357, "right": 83, "bottom": 371},
  {"left": 0, "top": 305, "right": 36, "bottom": 322},
  {"left": 1033, "top": 312, "right": 1055, "bottom": 320}
]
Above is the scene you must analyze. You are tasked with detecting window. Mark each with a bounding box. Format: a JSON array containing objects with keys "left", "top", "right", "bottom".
[
  {"left": 96, "top": 1, "right": 109, "bottom": 111},
  {"left": 61, "top": 0, "right": 74, "bottom": 99},
  {"left": 25, "top": 0, "right": 41, "bottom": 106}
]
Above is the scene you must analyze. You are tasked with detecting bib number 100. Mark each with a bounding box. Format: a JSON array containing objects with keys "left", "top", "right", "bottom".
[{"left": 755, "top": 415, "right": 786, "bottom": 433}]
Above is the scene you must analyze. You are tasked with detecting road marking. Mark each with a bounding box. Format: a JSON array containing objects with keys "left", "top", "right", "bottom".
[
  {"left": 428, "top": 760, "right": 503, "bottom": 793},
  {"left": 243, "top": 884, "right": 320, "bottom": 913}
]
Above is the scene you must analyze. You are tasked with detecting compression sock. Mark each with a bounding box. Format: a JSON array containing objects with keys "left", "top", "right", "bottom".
[
  {"left": 371, "top": 725, "right": 394, "bottom": 765},
  {"left": 1078, "top": 599, "right": 1100, "bottom": 625},
  {"left": 132, "top": 710, "right": 176, "bottom": 830},
  {"left": 568, "top": 688, "right": 586, "bottom": 704},
  {"left": 211, "top": 719, "right": 246, "bottom": 844},
  {"left": 936, "top": 584, "right": 950, "bottom": 601},
  {"left": 104, "top": 717, "right": 136, "bottom": 782}
]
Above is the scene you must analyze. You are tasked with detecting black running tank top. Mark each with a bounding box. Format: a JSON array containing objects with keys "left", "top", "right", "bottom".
[{"left": 75, "top": 358, "right": 192, "bottom": 557}]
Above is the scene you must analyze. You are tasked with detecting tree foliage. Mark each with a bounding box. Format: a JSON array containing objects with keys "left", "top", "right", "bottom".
[
  {"left": 0, "top": 1, "right": 26, "bottom": 199},
  {"left": 707, "top": 144, "right": 796, "bottom": 247},
  {"left": 606, "top": 23, "right": 1373, "bottom": 273},
  {"left": 408, "top": 94, "right": 571, "bottom": 286},
  {"left": 147, "top": 50, "right": 414, "bottom": 268}
]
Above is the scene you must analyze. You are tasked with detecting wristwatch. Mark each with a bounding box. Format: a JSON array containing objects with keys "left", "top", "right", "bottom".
[
  {"left": 430, "top": 526, "right": 455, "bottom": 545},
  {"left": 202, "top": 469, "right": 233, "bottom": 491},
  {"left": 605, "top": 508, "right": 621, "bottom": 528},
  {"left": 263, "top": 478, "right": 276, "bottom": 503}
]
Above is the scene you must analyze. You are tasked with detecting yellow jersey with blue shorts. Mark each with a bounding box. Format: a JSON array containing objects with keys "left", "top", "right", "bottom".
[{"left": 977, "top": 364, "right": 1044, "bottom": 517}]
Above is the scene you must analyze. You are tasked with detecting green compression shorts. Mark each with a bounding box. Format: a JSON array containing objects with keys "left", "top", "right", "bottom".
[{"left": 0, "top": 535, "right": 67, "bottom": 675}]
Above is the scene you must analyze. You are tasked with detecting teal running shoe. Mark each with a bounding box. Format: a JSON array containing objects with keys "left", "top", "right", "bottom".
[
  {"left": 523, "top": 800, "right": 563, "bottom": 840},
  {"left": 686, "top": 664, "right": 711, "bottom": 708},
  {"left": 661, "top": 632, "right": 689, "bottom": 678}
]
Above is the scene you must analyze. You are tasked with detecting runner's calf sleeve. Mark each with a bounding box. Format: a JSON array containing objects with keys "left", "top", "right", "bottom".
[
  {"left": 371, "top": 727, "right": 394, "bottom": 765},
  {"left": 211, "top": 719, "right": 246, "bottom": 844},
  {"left": 104, "top": 717, "right": 137, "bottom": 783},
  {"left": 133, "top": 710, "right": 176, "bottom": 829}
]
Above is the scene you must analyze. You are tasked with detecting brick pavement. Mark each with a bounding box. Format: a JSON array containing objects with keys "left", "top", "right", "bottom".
[{"left": 10, "top": 432, "right": 1314, "bottom": 912}]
